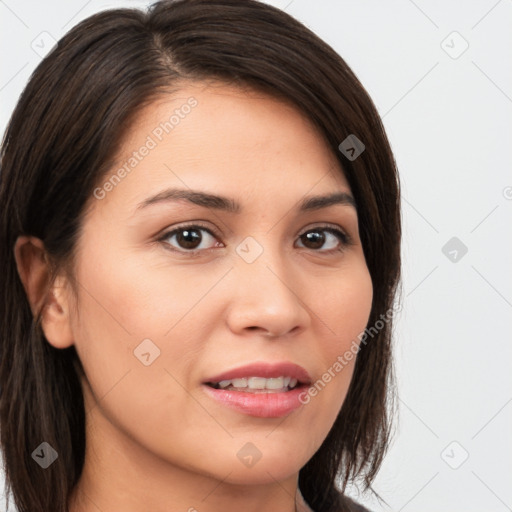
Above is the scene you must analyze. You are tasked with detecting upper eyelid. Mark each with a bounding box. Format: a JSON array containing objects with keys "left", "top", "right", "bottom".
[
  {"left": 162, "top": 221, "right": 219, "bottom": 238},
  {"left": 297, "top": 222, "right": 348, "bottom": 236},
  {"left": 161, "top": 221, "right": 349, "bottom": 237}
]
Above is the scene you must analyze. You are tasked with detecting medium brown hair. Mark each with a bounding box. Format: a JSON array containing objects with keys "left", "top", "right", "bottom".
[{"left": 0, "top": 1, "right": 401, "bottom": 511}]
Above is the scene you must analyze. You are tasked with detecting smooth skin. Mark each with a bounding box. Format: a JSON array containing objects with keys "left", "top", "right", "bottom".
[{"left": 14, "top": 81, "right": 373, "bottom": 512}]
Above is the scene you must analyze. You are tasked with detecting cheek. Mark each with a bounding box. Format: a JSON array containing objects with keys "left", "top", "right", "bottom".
[
  {"left": 69, "top": 248, "right": 230, "bottom": 398},
  {"left": 316, "top": 262, "right": 373, "bottom": 347},
  {"left": 301, "top": 263, "right": 373, "bottom": 437},
  {"left": 69, "top": 256, "right": 216, "bottom": 451},
  {"left": 74, "top": 241, "right": 227, "bottom": 336}
]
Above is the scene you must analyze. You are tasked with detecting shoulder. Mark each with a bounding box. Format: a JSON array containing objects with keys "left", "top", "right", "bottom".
[
  {"left": 342, "top": 495, "right": 373, "bottom": 512},
  {"left": 296, "top": 486, "right": 373, "bottom": 512}
]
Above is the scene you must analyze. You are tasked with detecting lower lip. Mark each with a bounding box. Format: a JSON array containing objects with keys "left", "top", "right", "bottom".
[{"left": 201, "top": 384, "right": 308, "bottom": 418}]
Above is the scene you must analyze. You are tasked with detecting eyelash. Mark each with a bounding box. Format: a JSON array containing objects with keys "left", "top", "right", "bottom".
[{"left": 156, "top": 221, "right": 353, "bottom": 256}]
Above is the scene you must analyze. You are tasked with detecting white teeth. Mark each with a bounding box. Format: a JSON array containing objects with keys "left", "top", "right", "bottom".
[
  {"left": 212, "top": 376, "right": 299, "bottom": 390},
  {"left": 264, "top": 377, "right": 285, "bottom": 390},
  {"left": 248, "top": 376, "right": 267, "bottom": 389}
]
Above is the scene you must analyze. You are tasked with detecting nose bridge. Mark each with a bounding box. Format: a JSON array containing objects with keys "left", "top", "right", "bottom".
[
  {"left": 226, "top": 234, "right": 310, "bottom": 336},
  {"left": 235, "top": 234, "right": 290, "bottom": 295}
]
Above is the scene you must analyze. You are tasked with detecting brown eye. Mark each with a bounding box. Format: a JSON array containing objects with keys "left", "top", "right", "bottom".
[
  {"left": 160, "top": 225, "right": 221, "bottom": 252},
  {"left": 296, "top": 227, "right": 349, "bottom": 252},
  {"left": 300, "top": 231, "right": 325, "bottom": 249},
  {"left": 176, "top": 228, "right": 202, "bottom": 249}
]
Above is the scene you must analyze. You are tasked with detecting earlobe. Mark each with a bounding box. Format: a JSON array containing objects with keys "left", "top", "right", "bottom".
[{"left": 13, "top": 235, "right": 75, "bottom": 349}]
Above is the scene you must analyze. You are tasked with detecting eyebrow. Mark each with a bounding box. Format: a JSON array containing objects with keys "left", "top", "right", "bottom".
[{"left": 135, "top": 188, "right": 357, "bottom": 213}]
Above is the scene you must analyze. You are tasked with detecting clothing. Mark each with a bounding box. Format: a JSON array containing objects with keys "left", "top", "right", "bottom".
[
  {"left": 295, "top": 486, "right": 372, "bottom": 512},
  {"left": 344, "top": 495, "right": 373, "bottom": 512},
  {"left": 295, "top": 486, "right": 315, "bottom": 512}
]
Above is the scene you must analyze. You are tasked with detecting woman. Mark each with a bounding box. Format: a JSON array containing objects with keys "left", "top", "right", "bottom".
[{"left": 0, "top": 1, "right": 401, "bottom": 511}]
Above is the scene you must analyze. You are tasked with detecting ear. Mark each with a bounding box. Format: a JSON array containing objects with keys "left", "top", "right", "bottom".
[{"left": 13, "top": 235, "right": 74, "bottom": 349}]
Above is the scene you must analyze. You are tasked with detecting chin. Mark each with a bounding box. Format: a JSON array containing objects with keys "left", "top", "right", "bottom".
[
  {"left": 218, "top": 464, "right": 301, "bottom": 486},
  {"left": 196, "top": 446, "right": 307, "bottom": 485}
]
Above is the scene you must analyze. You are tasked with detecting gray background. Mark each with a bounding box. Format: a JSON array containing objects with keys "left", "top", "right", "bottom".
[{"left": 1, "top": 0, "right": 511, "bottom": 511}]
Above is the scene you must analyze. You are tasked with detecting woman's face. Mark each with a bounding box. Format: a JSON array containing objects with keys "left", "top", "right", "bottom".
[{"left": 60, "top": 81, "right": 373, "bottom": 488}]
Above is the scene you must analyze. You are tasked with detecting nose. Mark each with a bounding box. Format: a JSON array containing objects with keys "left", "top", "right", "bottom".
[{"left": 225, "top": 248, "right": 311, "bottom": 338}]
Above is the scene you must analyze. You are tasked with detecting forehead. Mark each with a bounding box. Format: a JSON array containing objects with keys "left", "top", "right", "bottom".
[{"left": 90, "top": 81, "right": 351, "bottom": 216}]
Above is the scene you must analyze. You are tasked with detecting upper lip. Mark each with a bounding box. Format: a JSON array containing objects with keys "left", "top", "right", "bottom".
[{"left": 203, "top": 361, "right": 312, "bottom": 385}]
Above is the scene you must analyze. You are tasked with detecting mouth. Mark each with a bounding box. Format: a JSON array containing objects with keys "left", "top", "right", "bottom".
[
  {"left": 201, "top": 373, "right": 312, "bottom": 418},
  {"left": 202, "top": 361, "right": 312, "bottom": 392},
  {"left": 205, "top": 375, "right": 306, "bottom": 393}
]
